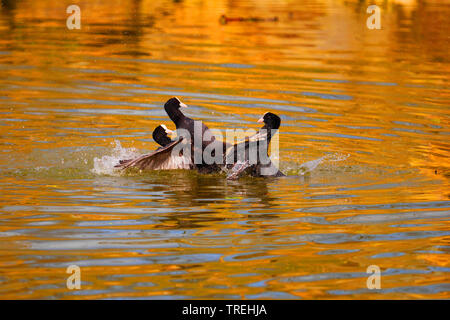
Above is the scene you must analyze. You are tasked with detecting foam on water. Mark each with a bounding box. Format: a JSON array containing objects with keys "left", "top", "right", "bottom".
[{"left": 92, "top": 140, "right": 139, "bottom": 176}]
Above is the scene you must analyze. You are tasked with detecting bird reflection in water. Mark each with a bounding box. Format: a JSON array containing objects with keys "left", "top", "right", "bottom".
[{"left": 134, "top": 170, "right": 281, "bottom": 229}]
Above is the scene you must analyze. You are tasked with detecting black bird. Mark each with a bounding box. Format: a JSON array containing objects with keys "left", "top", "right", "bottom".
[
  {"left": 225, "top": 112, "right": 285, "bottom": 180},
  {"left": 117, "top": 124, "right": 174, "bottom": 165},
  {"left": 115, "top": 124, "right": 193, "bottom": 171},
  {"left": 152, "top": 124, "right": 174, "bottom": 148},
  {"left": 164, "top": 97, "right": 230, "bottom": 173}
]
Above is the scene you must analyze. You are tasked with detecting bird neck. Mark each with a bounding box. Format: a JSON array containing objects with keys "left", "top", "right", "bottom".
[
  {"left": 165, "top": 106, "right": 185, "bottom": 125},
  {"left": 160, "top": 136, "right": 172, "bottom": 147},
  {"left": 258, "top": 125, "right": 272, "bottom": 143}
]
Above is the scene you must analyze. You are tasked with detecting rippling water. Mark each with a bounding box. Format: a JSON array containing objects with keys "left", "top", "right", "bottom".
[{"left": 0, "top": 0, "right": 449, "bottom": 299}]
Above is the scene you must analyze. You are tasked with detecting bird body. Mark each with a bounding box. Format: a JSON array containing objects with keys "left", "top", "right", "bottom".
[
  {"left": 164, "top": 97, "right": 230, "bottom": 173},
  {"left": 225, "top": 112, "right": 285, "bottom": 180}
]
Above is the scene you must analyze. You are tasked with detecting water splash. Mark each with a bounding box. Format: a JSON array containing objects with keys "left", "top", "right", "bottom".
[
  {"left": 91, "top": 140, "right": 139, "bottom": 176},
  {"left": 91, "top": 141, "right": 350, "bottom": 178},
  {"left": 296, "top": 156, "right": 328, "bottom": 175},
  {"left": 326, "top": 153, "right": 351, "bottom": 162},
  {"left": 284, "top": 153, "right": 350, "bottom": 176}
]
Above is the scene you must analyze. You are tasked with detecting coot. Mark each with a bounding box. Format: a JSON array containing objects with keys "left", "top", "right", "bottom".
[
  {"left": 152, "top": 124, "right": 174, "bottom": 148},
  {"left": 225, "top": 112, "right": 285, "bottom": 180},
  {"left": 115, "top": 124, "right": 193, "bottom": 171},
  {"left": 164, "top": 97, "right": 230, "bottom": 173}
]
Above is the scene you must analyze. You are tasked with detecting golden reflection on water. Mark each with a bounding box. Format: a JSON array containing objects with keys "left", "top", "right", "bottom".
[{"left": 0, "top": 0, "right": 449, "bottom": 299}]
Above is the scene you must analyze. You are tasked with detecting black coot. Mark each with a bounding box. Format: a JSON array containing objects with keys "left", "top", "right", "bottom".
[
  {"left": 115, "top": 124, "right": 193, "bottom": 171},
  {"left": 225, "top": 112, "right": 285, "bottom": 180},
  {"left": 152, "top": 124, "right": 174, "bottom": 148},
  {"left": 164, "top": 97, "right": 230, "bottom": 173},
  {"left": 118, "top": 124, "right": 173, "bottom": 165}
]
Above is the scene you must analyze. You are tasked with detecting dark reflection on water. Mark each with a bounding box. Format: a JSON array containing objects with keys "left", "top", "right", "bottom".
[{"left": 0, "top": 0, "right": 449, "bottom": 299}]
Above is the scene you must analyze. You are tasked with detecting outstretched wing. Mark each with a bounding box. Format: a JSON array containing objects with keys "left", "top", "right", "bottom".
[
  {"left": 226, "top": 160, "right": 251, "bottom": 180},
  {"left": 224, "top": 130, "right": 268, "bottom": 164},
  {"left": 118, "top": 159, "right": 132, "bottom": 165},
  {"left": 224, "top": 130, "right": 285, "bottom": 179},
  {"left": 115, "top": 138, "right": 192, "bottom": 171}
]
